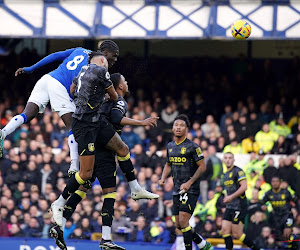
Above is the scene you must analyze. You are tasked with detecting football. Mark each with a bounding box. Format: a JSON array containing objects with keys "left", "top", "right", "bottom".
[{"left": 231, "top": 20, "right": 251, "bottom": 40}]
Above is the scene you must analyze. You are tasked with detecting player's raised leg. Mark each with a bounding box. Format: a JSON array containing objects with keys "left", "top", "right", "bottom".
[
  {"left": 0, "top": 74, "right": 50, "bottom": 157},
  {"left": 105, "top": 133, "right": 158, "bottom": 200},
  {"left": 0, "top": 102, "right": 38, "bottom": 157}
]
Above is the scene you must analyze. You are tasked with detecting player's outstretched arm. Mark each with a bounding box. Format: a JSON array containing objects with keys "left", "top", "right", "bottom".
[
  {"left": 223, "top": 179, "right": 247, "bottom": 204},
  {"left": 180, "top": 159, "right": 206, "bottom": 192},
  {"left": 105, "top": 85, "right": 118, "bottom": 102},
  {"left": 120, "top": 116, "right": 159, "bottom": 127},
  {"left": 158, "top": 163, "right": 172, "bottom": 187},
  {"left": 15, "top": 48, "right": 76, "bottom": 76}
]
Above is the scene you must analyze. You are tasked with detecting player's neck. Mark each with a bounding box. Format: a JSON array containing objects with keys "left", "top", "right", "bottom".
[
  {"left": 175, "top": 136, "right": 186, "bottom": 145},
  {"left": 272, "top": 187, "right": 281, "bottom": 193},
  {"left": 117, "top": 90, "right": 124, "bottom": 97},
  {"left": 227, "top": 165, "right": 234, "bottom": 171}
]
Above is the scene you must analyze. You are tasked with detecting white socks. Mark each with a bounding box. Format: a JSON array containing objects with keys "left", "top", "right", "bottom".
[
  {"left": 198, "top": 239, "right": 206, "bottom": 249},
  {"left": 129, "top": 179, "right": 142, "bottom": 192},
  {"left": 176, "top": 235, "right": 185, "bottom": 249},
  {"left": 68, "top": 131, "right": 79, "bottom": 163},
  {"left": 55, "top": 195, "right": 66, "bottom": 207},
  {"left": 2, "top": 114, "right": 26, "bottom": 138},
  {"left": 102, "top": 226, "right": 111, "bottom": 240},
  {"left": 60, "top": 217, "right": 67, "bottom": 231}
]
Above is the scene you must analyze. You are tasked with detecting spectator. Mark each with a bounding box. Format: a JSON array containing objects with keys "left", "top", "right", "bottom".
[
  {"left": 24, "top": 217, "right": 41, "bottom": 238},
  {"left": 64, "top": 219, "right": 76, "bottom": 240},
  {"left": 201, "top": 220, "right": 216, "bottom": 238},
  {"left": 269, "top": 115, "right": 291, "bottom": 138},
  {"left": 0, "top": 217, "right": 9, "bottom": 236},
  {"left": 5, "top": 163, "right": 22, "bottom": 190},
  {"left": 246, "top": 211, "right": 268, "bottom": 240},
  {"left": 223, "top": 137, "right": 245, "bottom": 154},
  {"left": 263, "top": 158, "right": 278, "bottom": 184},
  {"left": 235, "top": 114, "right": 251, "bottom": 140},
  {"left": 121, "top": 126, "right": 142, "bottom": 150},
  {"left": 9, "top": 223, "right": 24, "bottom": 237},
  {"left": 129, "top": 215, "right": 151, "bottom": 242},
  {"left": 206, "top": 145, "right": 222, "bottom": 190},
  {"left": 255, "top": 226, "right": 272, "bottom": 249},
  {"left": 70, "top": 227, "right": 88, "bottom": 240},
  {"left": 271, "top": 135, "right": 289, "bottom": 154},
  {"left": 201, "top": 115, "right": 221, "bottom": 139},
  {"left": 255, "top": 123, "right": 279, "bottom": 153},
  {"left": 290, "top": 133, "right": 300, "bottom": 155},
  {"left": 150, "top": 218, "right": 170, "bottom": 244},
  {"left": 111, "top": 209, "right": 133, "bottom": 242},
  {"left": 41, "top": 213, "right": 52, "bottom": 239}
]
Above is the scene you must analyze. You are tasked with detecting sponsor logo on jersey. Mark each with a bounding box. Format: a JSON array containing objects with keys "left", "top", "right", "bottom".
[
  {"left": 224, "top": 180, "right": 234, "bottom": 186},
  {"left": 105, "top": 71, "right": 110, "bottom": 80},
  {"left": 169, "top": 157, "right": 186, "bottom": 163}
]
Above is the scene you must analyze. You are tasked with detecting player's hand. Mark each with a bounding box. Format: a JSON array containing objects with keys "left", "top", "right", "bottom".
[
  {"left": 223, "top": 195, "right": 234, "bottom": 204},
  {"left": 104, "top": 93, "right": 110, "bottom": 101},
  {"left": 141, "top": 117, "right": 159, "bottom": 127},
  {"left": 15, "top": 68, "right": 25, "bottom": 76},
  {"left": 180, "top": 181, "right": 191, "bottom": 193},
  {"left": 261, "top": 205, "right": 268, "bottom": 211},
  {"left": 158, "top": 179, "right": 165, "bottom": 187}
]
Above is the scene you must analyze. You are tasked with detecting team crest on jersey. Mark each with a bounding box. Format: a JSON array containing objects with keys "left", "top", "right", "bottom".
[
  {"left": 270, "top": 195, "right": 273, "bottom": 199},
  {"left": 169, "top": 149, "right": 173, "bottom": 153},
  {"left": 281, "top": 194, "right": 285, "bottom": 200},
  {"left": 88, "top": 143, "right": 95, "bottom": 152},
  {"left": 229, "top": 172, "right": 233, "bottom": 178},
  {"left": 196, "top": 147, "right": 202, "bottom": 157},
  {"left": 181, "top": 147, "right": 186, "bottom": 155}
]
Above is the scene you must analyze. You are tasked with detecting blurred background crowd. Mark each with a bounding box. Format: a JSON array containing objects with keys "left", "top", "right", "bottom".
[{"left": 0, "top": 49, "right": 299, "bottom": 249}]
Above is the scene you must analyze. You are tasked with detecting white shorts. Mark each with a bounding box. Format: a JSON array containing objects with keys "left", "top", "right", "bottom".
[{"left": 28, "top": 74, "right": 75, "bottom": 117}]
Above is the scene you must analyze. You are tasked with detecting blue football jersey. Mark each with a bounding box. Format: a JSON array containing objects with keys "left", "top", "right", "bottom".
[{"left": 48, "top": 47, "right": 91, "bottom": 97}]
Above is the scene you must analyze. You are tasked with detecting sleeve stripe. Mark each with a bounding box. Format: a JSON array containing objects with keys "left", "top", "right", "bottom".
[
  {"left": 111, "top": 107, "right": 124, "bottom": 113},
  {"left": 196, "top": 157, "right": 204, "bottom": 163},
  {"left": 105, "top": 84, "right": 113, "bottom": 90},
  {"left": 238, "top": 177, "right": 246, "bottom": 182}
]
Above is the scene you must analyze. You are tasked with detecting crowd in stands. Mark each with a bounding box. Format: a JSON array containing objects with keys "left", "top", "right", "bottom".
[{"left": 0, "top": 49, "right": 299, "bottom": 249}]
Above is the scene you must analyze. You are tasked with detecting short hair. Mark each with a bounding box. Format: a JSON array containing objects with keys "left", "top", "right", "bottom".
[
  {"left": 98, "top": 40, "right": 119, "bottom": 53},
  {"left": 110, "top": 73, "right": 122, "bottom": 89},
  {"left": 271, "top": 175, "right": 280, "bottom": 181},
  {"left": 174, "top": 114, "right": 190, "bottom": 128},
  {"left": 88, "top": 51, "right": 104, "bottom": 64},
  {"left": 224, "top": 152, "right": 234, "bottom": 157}
]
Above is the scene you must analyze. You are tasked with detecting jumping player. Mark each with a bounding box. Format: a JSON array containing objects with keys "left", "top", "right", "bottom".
[
  {"left": 50, "top": 73, "right": 159, "bottom": 250},
  {"left": 221, "top": 152, "right": 261, "bottom": 250},
  {"left": 51, "top": 54, "right": 159, "bottom": 229},
  {"left": 0, "top": 40, "right": 119, "bottom": 177},
  {"left": 158, "top": 114, "right": 212, "bottom": 250}
]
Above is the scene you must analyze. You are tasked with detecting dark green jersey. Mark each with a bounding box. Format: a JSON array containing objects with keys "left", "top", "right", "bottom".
[
  {"left": 224, "top": 166, "right": 247, "bottom": 210},
  {"left": 101, "top": 95, "right": 128, "bottom": 135},
  {"left": 166, "top": 138, "right": 204, "bottom": 196},
  {"left": 261, "top": 188, "right": 295, "bottom": 217}
]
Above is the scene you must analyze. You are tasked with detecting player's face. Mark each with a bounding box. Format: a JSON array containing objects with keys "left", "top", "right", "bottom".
[
  {"left": 120, "top": 75, "right": 129, "bottom": 93},
  {"left": 106, "top": 50, "right": 119, "bottom": 67},
  {"left": 271, "top": 178, "right": 280, "bottom": 189},
  {"left": 173, "top": 120, "right": 187, "bottom": 137},
  {"left": 223, "top": 153, "right": 235, "bottom": 168}
]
